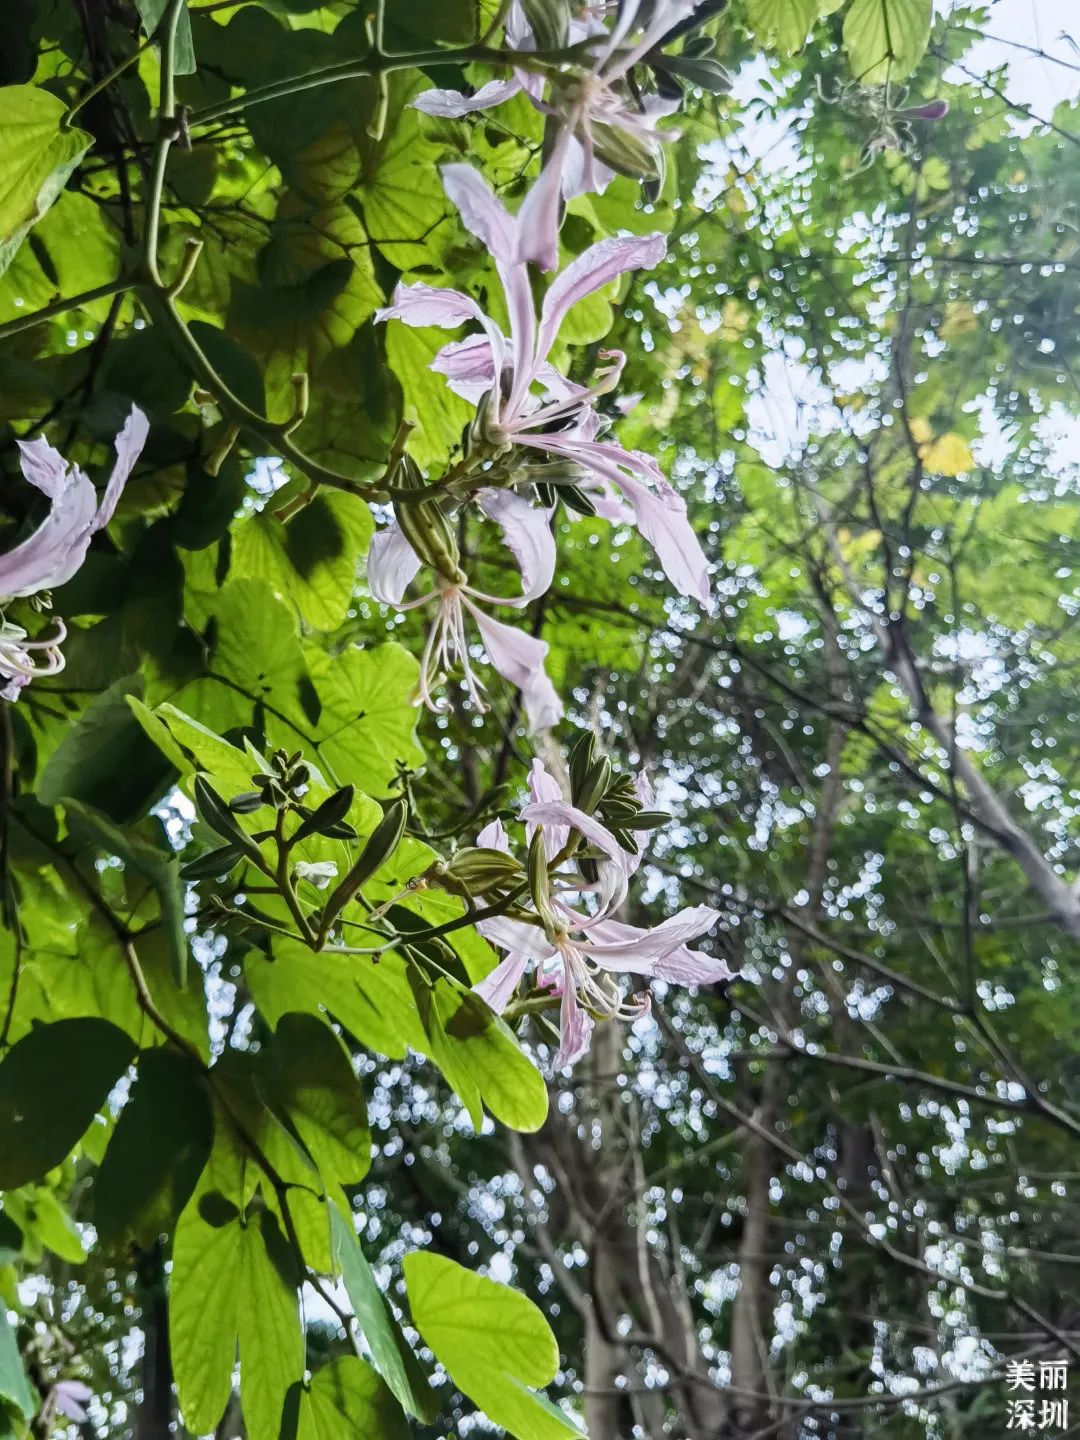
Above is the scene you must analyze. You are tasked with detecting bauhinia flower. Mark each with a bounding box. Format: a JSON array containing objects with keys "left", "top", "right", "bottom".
[
  {"left": 0, "top": 408, "right": 148, "bottom": 702},
  {"left": 413, "top": 1, "right": 709, "bottom": 268},
  {"left": 375, "top": 164, "right": 711, "bottom": 607},
  {"left": 367, "top": 486, "right": 562, "bottom": 732},
  {"left": 472, "top": 758, "right": 731, "bottom": 1067},
  {"left": 46, "top": 1379, "right": 93, "bottom": 1424}
]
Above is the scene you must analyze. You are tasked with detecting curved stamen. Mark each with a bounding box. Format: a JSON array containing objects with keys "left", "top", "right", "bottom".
[{"left": 0, "top": 617, "right": 68, "bottom": 682}]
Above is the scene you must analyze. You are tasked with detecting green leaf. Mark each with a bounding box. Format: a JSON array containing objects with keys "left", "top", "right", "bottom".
[
  {"left": 247, "top": 934, "right": 546, "bottom": 1133},
  {"left": 309, "top": 643, "right": 424, "bottom": 797},
  {"left": 202, "top": 578, "right": 311, "bottom": 722},
  {"left": 170, "top": 1182, "right": 246, "bottom": 1435},
  {"left": 0, "top": 86, "right": 91, "bottom": 277},
  {"left": 231, "top": 196, "right": 382, "bottom": 412},
  {"left": 421, "top": 981, "right": 549, "bottom": 1135},
  {"left": 0, "top": 1018, "right": 137, "bottom": 1189},
  {"left": 290, "top": 1355, "right": 411, "bottom": 1440},
  {"left": 330, "top": 1206, "right": 436, "bottom": 1423},
  {"left": 842, "top": 0, "right": 933, "bottom": 84},
  {"left": 133, "top": 0, "right": 196, "bottom": 75},
  {"left": 128, "top": 698, "right": 257, "bottom": 795},
  {"left": 172, "top": 1129, "right": 302, "bottom": 1439},
  {"left": 0, "top": 190, "right": 121, "bottom": 325},
  {"left": 746, "top": 0, "right": 840, "bottom": 52},
  {"left": 0, "top": 1211, "right": 22, "bottom": 1265},
  {"left": 384, "top": 0, "right": 476, "bottom": 46},
  {"left": 385, "top": 320, "right": 473, "bottom": 468},
  {"left": 232, "top": 491, "right": 372, "bottom": 631},
  {"left": 404, "top": 1252, "right": 583, "bottom": 1440},
  {"left": 356, "top": 78, "right": 451, "bottom": 272},
  {"left": 265, "top": 1012, "right": 371, "bottom": 1186},
  {"left": 189, "top": 321, "right": 266, "bottom": 414},
  {"left": 63, "top": 800, "right": 188, "bottom": 988},
  {"left": 14, "top": 1186, "right": 85, "bottom": 1264},
  {"left": 36, "top": 674, "right": 176, "bottom": 823},
  {"left": 238, "top": 1210, "right": 304, "bottom": 1440},
  {"left": 0, "top": 1307, "right": 35, "bottom": 1423},
  {"left": 94, "top": 1048, "right": 213, "bottom": 1246},
  {"left": 246, "top": 941, "right": 419, "bottom": 1062}
]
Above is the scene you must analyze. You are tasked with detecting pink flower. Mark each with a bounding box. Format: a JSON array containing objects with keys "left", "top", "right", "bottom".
[
  {"left": 375, "top": 165, "right": 711, "bottom": 607},
  {"left": 52, "top": 1379, "right": 93, "bottom": 1422},
  {"left": 479, "top": 899, "right": 728, "bottom": 1068},
  {"left": 0, "top": 409, "right": 147, "bottom": 701},
  {"left": 472, "top": 760, "right": 731, "bottom": 1067},
  {"left": 900, "top": 99, "right": 949, "bottom": 122},
  {"left": 367, "top": 488, "right": 562, "bottom": 732},
  {"left": 4, "top": 409, "right": 147, "bottom": 598},
  {"left": 413, "top": 2, "right": 704, "bottom": 265}
]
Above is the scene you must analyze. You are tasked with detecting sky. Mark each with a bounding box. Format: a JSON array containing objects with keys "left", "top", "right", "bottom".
[
  {"left": 722, "top": 0, "right": 1080, "bottom": 475},
  {"left": 956, "top": 0, "right": 1080, "bottom": 119}
]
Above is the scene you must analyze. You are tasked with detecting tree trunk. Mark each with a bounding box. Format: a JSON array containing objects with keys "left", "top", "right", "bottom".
[
  {"left": 136, "top": 1241, "right": 174, "bottom": 1440},
  {"left": 584, "top": 1022, "right": 627, "bottom": 1440}
]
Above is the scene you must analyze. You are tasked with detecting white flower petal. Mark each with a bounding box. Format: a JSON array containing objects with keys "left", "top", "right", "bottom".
[
  {"left": 477, "top": 489, "right": 555, "bottom": 602},
  {"left": 367, "top": 524, "right": 422, "bottom": 606}
]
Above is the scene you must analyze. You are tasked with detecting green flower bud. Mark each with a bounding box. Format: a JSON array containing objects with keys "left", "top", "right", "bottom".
[
  {"left": 576, "top": 756, "right": 612, "bottom": 815},
  {"left": 618, "top": 809, "right": 671, "bottom": 831},
  {"left": 443, "top": 846, "right": 525, "bottom": 900},
  {"left": 526, "top": 831, "right": 559, "bottom": 940},
  {"left": 320, "top": 799, "right": 408, "bottom": 933},
  {"left": 652, "top": 54, "right": 732, "bottom": 95},
  {"left": 394, "top": 496, "right": 465, "bottom": 585},
  {"left": 568, "top": 732, "right": 596, "bottom": 796},
  {"left": 193, "top": 776, "right": 265, "bottom": 863},
  {"left": 519, "top": 0, "right": 570, "bottom": 51},
  {"left": 591, "top": 121, "right": 663, "bottom": 182},
  {"left": 291, "top": 785, "right": 356, "bottom": 843}
]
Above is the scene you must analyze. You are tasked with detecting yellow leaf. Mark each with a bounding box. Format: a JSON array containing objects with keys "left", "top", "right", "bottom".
[
  {"left": 918, "top": 431, "right": 973, "bottom": 476},
  {"left": 940, "top": 302, "right": 977, "bottom": 340},
  {"left": 720, "top": 298, "right": 751, "bottom": 342}
]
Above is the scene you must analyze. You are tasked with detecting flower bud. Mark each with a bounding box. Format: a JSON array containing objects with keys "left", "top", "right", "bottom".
[
  {"left": 394, "top": 496, "right": 465, "bottom": 585},
  {"left": 591, "top": 121, "right": 664, "bottom": 182},
  {"left": 619, "top": 809, "right": 671, "bottom": 831},
  {"left": 900, "top": 99, "right": 949, "bottom": 121},
  {"left": 561, "top": 484, "right": 598, "bottom": 518},
  {"left": 653, "top": 54, "right": 732, "bottom": 95},
  {"left": 320, "top": 799, "right": 408, "bottom": 932},
  {"left": 193, "top": 776, "right": 266, "bottom": 863},
  {"left": 526, "top": 831, "right": 559, "bottom": 940},
  {"left": 568, "top": 732, "right": 596, "bottom": 797},
  {"left": 519, "top": 0, "right": 570, "bottom": 50},
  {"left": 576, "top": 756, "right": 611, "bottom": 815},
  {"left": 443, "top": 846, "right": 525, "bottom": 900},
  {"left": 520, "top": 458, "right": 591, "bottom": 486},
  {"left": 388, "top": 455, "right": 467, "bottom": 583}
]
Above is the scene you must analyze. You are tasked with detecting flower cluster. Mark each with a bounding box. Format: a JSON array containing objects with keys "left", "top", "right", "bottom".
[
  {"left": 0, "top": 410, "right": 147, "bottom": 702},
  {"left": 374, "top": 162, "right": 711, "bottom": 724},
  {"left": 368, "top": 6, "right": 724, "bottom": 725},
  {"left": 413, "top": 1, "right": 720, "bottom": 269},
  {"left": 468, "top": 751, "right": 731, "bottom": 1068}
]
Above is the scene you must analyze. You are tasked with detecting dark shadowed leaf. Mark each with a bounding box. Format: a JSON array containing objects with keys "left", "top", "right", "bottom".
[
  {"left": 0, "top": 1019, "right": 137, "bottom": 1189},
  {"left": 95, "top": 1048, "right": 214, "bottom": 1246}
]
